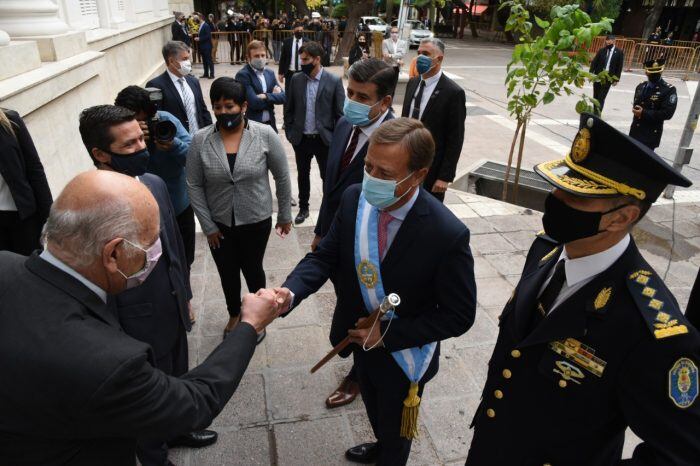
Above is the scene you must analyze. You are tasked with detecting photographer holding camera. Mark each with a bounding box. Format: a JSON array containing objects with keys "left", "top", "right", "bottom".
[{"left": 115, "top": 85, "right": 197, "bottom": 275}]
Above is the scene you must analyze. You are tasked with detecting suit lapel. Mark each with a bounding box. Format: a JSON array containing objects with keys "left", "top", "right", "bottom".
[
  {"left": 208, "top": 130, "right": 234, "bottom": 181},
  {"left": 25, "top": 253, "right": 120, "bottom": 328},
  {"left": 402, "top": 79, "right": 418, "bottom": 116},
  {"left": 381, "top": 189, "right": 430, "bottom": 271},
  {"left": 420, "top": 74, "right": 446, "bottom": 121},
  {"left": 163, "top": 73, "right": 187, "bottom": 116},
  {"left": 247, "top": 66, "right": 263, "bottom": 93},
  {"left": 326, "top": 123, "right": 352, "bottom": 188}
]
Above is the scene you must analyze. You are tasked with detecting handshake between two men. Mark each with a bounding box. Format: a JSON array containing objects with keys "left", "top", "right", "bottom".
[{"left": 243, "top": 287, "right": 385, "bottom": 350}]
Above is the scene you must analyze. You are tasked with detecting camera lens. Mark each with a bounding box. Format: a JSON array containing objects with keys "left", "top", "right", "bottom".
[{"left": 154, "top": 120, "right": 177, "bottom": 142}]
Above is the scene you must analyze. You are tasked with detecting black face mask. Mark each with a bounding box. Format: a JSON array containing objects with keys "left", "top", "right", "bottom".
[
  {"left": 542, "top": 192, "right": 629, "bottom": 244},
  {"left": 104, "top": 147, "right": 150, "bottom": 177},
  {"left": 301, "top": 62, "right": 315, "bottom": 76},
  {"left": 294, "top": 31, "right": 303, "bottom": 39},
  {"left": 606, "top": 43, "right": 614, "bottom": 49},
  {"left": 216, "top": 112, "right": 243, "bottom": 130},
  {"left": 648, "top": 73, "right": 662, "bottom": 83}
]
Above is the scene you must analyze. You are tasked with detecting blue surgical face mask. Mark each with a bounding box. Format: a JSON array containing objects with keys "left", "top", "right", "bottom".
[
  {"left": 416, "top": 54, "right": 433, "bottom": 75},
  {"left": 343, "top": 98, "right": 382, "bottom": 127},
  {"left": 362, "top": 169, "right": 415, "bottom": 209}
]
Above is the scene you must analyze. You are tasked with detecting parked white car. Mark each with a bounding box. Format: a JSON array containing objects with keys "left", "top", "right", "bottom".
[
  {"left": 406, "top": 20, "right": 434, "bottom": 48},
  {"left": 361, "top": 16, "right": 389, "bottom": 35}
]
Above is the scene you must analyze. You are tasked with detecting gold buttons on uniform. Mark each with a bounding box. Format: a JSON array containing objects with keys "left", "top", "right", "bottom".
[
  {"left": 486, "top": 408, "right": 496, "bottom": 418},
  {"left": 502, "top": 369, "right": 512, "bottom": 379},
  {"left": 494, "top": 390, "right": 503, "bottom": 399},
  {"left": 558, "top": 380, "right": 567, "bottom": 388},
  {"left": 510, "top": 349, "right": 521, "bottom": 358}
]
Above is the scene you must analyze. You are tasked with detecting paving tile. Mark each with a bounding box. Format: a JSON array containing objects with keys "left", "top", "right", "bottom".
[
  {"left": 470, "top": 233, "right": 517, "bottom": 255},
  {"left": 188, "top": 426, "right": 271, "bottom": 466},
  {"left": 461, "top": 216, "right": 496, "bottom": 234},
  {"left": 265, "top": 326, "right": 330, "bottom": 369},
  {"left": 473, "top": 255, "right": 499, "bottom": 279},
  {"left": 475, "top": 276, "right": 514, "bottom": 308},
  {"left": 450, "top": 310, "right": 498, "bottom": 349},
  {"left": 457, "top": 346, "right": 493, "bottom": 390},
  {"left": 212, "top": 373, "right": 267, "bottom": 428},
  {"left": 485, "top": 214, "right": 543, "bottom": 233},
  {"left": 421, "top": 394, "right": 481, "bottom": 463},
  {"left": 448, "top": 203, "right": 479, "bottom": 219},
  {"left": 265, "top": 366, "right": 339, "bottom": 420},
  {"left": 424, "top": 354, "right": 481, "bottom": 398},
  {"left": 482, "top": 252, "right": 527, "bottom": 277},
  {"left": 274, "top": 416, "right": 354, "bottom": 465},
  {"left": 501, "top": 230, "right": 538, "bottom": 251}
]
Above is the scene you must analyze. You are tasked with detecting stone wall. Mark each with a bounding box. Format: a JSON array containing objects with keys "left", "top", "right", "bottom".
[{"left": 0, "top": 16, "right": 176, "bottom": 195}]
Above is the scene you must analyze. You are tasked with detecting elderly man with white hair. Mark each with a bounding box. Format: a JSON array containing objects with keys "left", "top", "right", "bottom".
[{"left": 0, "top": 170, "right": 279, "bottom": 466}]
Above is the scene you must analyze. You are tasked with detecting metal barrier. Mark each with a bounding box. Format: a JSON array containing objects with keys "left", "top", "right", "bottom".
[{"left": 628, "top": 43, "right": 696, "bottom": 78}]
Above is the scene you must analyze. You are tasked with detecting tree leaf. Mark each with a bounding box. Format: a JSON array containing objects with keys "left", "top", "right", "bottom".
[{"left": 543, "top": 92, "right": 555, "bottom": 104}]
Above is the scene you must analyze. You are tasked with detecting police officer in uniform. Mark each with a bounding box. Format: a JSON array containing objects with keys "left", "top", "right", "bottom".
[
  {"left": 466, "top": 113, "right": 700, "bottom": 466},
  {"left": 629, "top": 58, "right": 677, "bottom": 150}
]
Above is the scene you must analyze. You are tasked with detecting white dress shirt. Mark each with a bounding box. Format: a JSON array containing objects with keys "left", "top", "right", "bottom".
[
  {"left": 40, "top": 249, "right": 107, "bottom": 303},
  {"left": 344, "top": 109, "right": 391, "bottom": 163},
  {"left": 167, "top": 69, "right": 198, "bottom": 131},
  {"left": 289, "top": 38, "right": 303, "bottom": 72},
  {"left": 255, "top": 69, "right": 271, "bottom": 122},
  {"left": 381, "top": 187, "right": 420, "bottom": 260},
  {"left": 539, "top": 234, "right": 631, "bottom": 314},
  {"left": 605, "top": 47, "right": 615, "bottom": 72},
  {"left": 0, "top": 173, "right": 17, "bottom": 211},
  {"left": 408, "top": 70, "right": 442, "bottom": 120}
]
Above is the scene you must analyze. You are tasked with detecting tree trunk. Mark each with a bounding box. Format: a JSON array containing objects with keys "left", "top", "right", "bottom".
[
  {"left": 333, "top": 0, "right": 374, "bottom": 65},
  {"left": 512, "top": 120, "right": 528, "bottom": 203},
  {"left": 386, "top": 0, "right": 395, "bottom": 25},
  {"left": 642, "top": 0, "right": 665, "bottom": 39},
  {"left": 501, "top": 119, "right": 523, "bottom": 202},
  {"left": 467, "top": 0, "right": 479, "bottom": 38},
  {"left": 291, "top": 0, "right": 309, "bottom": 17}
]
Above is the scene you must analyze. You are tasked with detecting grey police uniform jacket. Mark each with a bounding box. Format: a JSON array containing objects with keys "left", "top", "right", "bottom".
[
  {"left": 466, "top": 233, "right": 700, "bottom": 466},
  {"left": 186, "top": 119, "right": 292, "bottom": 235}
]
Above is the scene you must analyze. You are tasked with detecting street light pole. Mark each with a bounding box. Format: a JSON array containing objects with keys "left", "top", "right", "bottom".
[{"left": 663, "top": 83, "right": 700, "bottom": 199}]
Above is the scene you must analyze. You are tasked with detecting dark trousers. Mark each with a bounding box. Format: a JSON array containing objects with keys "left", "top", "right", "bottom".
[
  {"left": 136, "top": 322, "right": 189, "bottom": 466},
  {"left": 353, "top": 349, "right": 431, "bottom": 466},
  {"left": 229, "top": 39, "right": 242, "bottom": 63},
  {"left": 176, "top": 204, "right": 196, "bottom": 267},
  {"left": 201, "top": 47, "right": 214, "bottom": 77},
  {"left": 284, "top": 70, "right": 297, "bottom": 95},
  {"left": 0, "top": 210, "right": 44, "bottom": 256},
  {"left": 209, "top": 217, "right": 271, "bottom": 317},
  {"left": 593, "top": 82, "right": 611, "bottom": 113},
  {"left": 293, "top": 135, "right": 329, "bottom": 210}
]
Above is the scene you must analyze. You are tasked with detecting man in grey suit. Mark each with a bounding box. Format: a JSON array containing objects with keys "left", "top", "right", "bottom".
[
  {"left": 0, "top": 170, "right": 279, "bottom": 466},
  {"left": 382, "top": 27, "right": 407, "bottom": 66},
  {"left": 283, "top": 41, "right": 345, "bottom": 224}
]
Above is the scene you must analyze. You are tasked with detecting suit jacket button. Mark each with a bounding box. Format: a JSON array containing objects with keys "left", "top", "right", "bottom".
[
  {"left": 494, "top": 390, "right": 503, "bottom": 399},
  {"left": 510, "top": 349, "right": 521, "bottom": 358},
  {"left": 502, "top": 369, "right": 512, "bottom": 379},
  {"left": 486, "top": 408, "right": 496, "bottom": 418},
  {"left": 558, "top": 380, "right": 567, "bottom": 388}
]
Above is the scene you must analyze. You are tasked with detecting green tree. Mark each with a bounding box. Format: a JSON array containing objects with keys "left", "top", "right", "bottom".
[{"left": 500, "top": 1, "right": 613, "bottom": 202}]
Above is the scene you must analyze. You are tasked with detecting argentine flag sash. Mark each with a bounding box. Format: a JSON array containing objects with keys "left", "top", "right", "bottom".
[{"left": 354, "top": 192, "right": 437, "bottom": 439}]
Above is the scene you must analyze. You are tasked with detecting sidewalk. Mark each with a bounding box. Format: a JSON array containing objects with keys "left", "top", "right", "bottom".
[{"left": 172, "top": 62, "right": 699, "bottom": 465}]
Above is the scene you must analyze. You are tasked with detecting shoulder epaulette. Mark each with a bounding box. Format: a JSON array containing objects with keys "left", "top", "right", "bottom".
[{"left": 627, "top": 269, "right": 688, "bottom": 340}]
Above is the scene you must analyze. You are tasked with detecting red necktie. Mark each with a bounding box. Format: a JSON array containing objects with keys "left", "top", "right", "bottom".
[
  {"left": 378, "top": 211, "right": 394, "bottom": 259},
  {"left": 340, "top": 127, "right": 360, "bottom": 172}
]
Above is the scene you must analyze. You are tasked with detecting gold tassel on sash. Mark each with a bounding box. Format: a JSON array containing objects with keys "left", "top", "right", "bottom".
[{"left": 400, "top": 382, "right": 421, "bottom": 439}]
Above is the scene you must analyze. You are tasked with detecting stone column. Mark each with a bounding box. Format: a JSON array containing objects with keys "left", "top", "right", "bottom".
[{"left": 0, "top": 0, "right": 86, "bottom": 61}]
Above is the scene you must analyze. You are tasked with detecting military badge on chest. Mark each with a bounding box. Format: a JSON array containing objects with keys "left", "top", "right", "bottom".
[{"left": 669, "top": 358, "right": 698, "bottom": 409}]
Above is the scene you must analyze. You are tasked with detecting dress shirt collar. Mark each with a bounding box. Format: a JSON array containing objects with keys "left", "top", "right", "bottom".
[
  {"left": 383, "top": 186, "right": 419, "bottom": 222},
  {"left": 308, "top": 67, "right": 323, "bottom": 82},
  {"left": 420, "top": 69, "right": 442, "bottom": 87},
  {"left": 559, "top": 233, "right": 630, "bottom": 287},
  {"left": 167, "top": 68, "right": 186, "bottom": 85},
  {"left": 359, "top": 109, "right": 390, "bottom": 138},
  {"left": 40, "top": 249, "right": 108, "bottom": 303}
]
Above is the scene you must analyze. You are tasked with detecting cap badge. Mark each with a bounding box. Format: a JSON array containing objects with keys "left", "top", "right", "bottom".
[{"left": 571, "top": 128, "right": 591, "bottom": 163}]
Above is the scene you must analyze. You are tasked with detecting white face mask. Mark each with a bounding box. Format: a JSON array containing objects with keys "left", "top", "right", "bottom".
[{"left": 178, "top": 59, "right": 192, "bottom": 75}]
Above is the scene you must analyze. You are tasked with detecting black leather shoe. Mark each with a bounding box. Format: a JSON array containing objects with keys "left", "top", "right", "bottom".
[
  {"left": 345, "top": 442, "right": 379, "bottom": 464},
  {"left": 168, "top": 430, "right": 218, "bottom": 448},
  {"left": 295, "top": 209, "right": 309, "bottom": 225}
]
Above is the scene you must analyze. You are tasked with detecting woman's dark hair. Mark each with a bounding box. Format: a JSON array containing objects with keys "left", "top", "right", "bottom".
[{"left": 209, "top": 77, "right": 246, "bottom": 105}]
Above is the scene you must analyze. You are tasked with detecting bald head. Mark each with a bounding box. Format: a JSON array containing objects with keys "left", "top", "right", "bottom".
[{"left": 44, "top": 171, "right": 159, "bottom": 281}]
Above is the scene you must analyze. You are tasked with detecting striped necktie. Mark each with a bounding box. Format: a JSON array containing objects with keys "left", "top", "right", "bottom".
[{"left": 179, "top": 77, "right": 199, "bottom": 134}]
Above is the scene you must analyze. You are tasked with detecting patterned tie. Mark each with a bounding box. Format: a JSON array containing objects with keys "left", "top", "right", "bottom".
[
  {"left": 538, "top": 259, "right": 567, "bottom": 316},
  {"left": 411, "top": 80, "right": 426, "bottom": 120},
  {"left": 179, "top": 78, "right": 199, "bottom": 134},
  {"left": 340, "top": 127, "right": 360, "bottom": 172},
  {"left": 378, "top": 210, "right": 394, "bottom": 259}
]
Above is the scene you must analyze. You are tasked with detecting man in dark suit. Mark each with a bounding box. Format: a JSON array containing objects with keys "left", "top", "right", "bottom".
[
  {"left": 467, "top": 113, "right": 699, "bottom": 466},
  {"left": 589, "top": 34, "right": 624, "bottom": 113},
  {"left": 196, "top": 14, "right": 214, "bottom": 79},
  {"left": 274, "top": 118, "right": 477, "bottom": 465},
  {"left": 235, "top": 39, "right": 286, "bottom": 132},
  {"left": 278, "top": 22, "right": 307, "bottom": 94},
  {"left": 401, "top": 38, "right": 466, "bottom": 203},
  {"left": 78, "top": 105, "right": 216, "bottom": 465},
  {"left": 629, "top": 58, "right": 677, "bottom": 150},
  {"left": 0, "top": 108, "right": 53, "bottom": 255},
  {"left": 171, "top": 13, "right": 191, "bottom": 46},
  {"left": 311, "top": 58, "right": 397, "bottom": 408},
  {"left": 284, "top": 41, "right": 345, "bottom": 225},
  {"left": 0, "top": 169, "right": 279, "bottom": 466},
  {"left": 146, "top": 41, "right": 212, "bottom": 135}
]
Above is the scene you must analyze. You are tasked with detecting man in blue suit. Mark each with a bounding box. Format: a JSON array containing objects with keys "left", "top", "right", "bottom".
[
  {"left": 312, "top": 58, "right": 398, "bottom": 409},
  {"left": 146, "top": 41, "right": 212, "bottom": 135},
  {"left": 273, "top": 118, "right": 477, "bottom": 465},
  {"left": 235, "top": 40, "right": 286, "bottom": 132},
  {"left": 196, "top": 13, "right": 214, "bottom": 79},
  {"left": 78, "top": 105, "right": 217, "bottom": 466}
]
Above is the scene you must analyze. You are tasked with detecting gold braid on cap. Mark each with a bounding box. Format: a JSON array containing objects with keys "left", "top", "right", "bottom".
[{"left": 564, "top": 154, "right": 647, "bottom": 200}]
